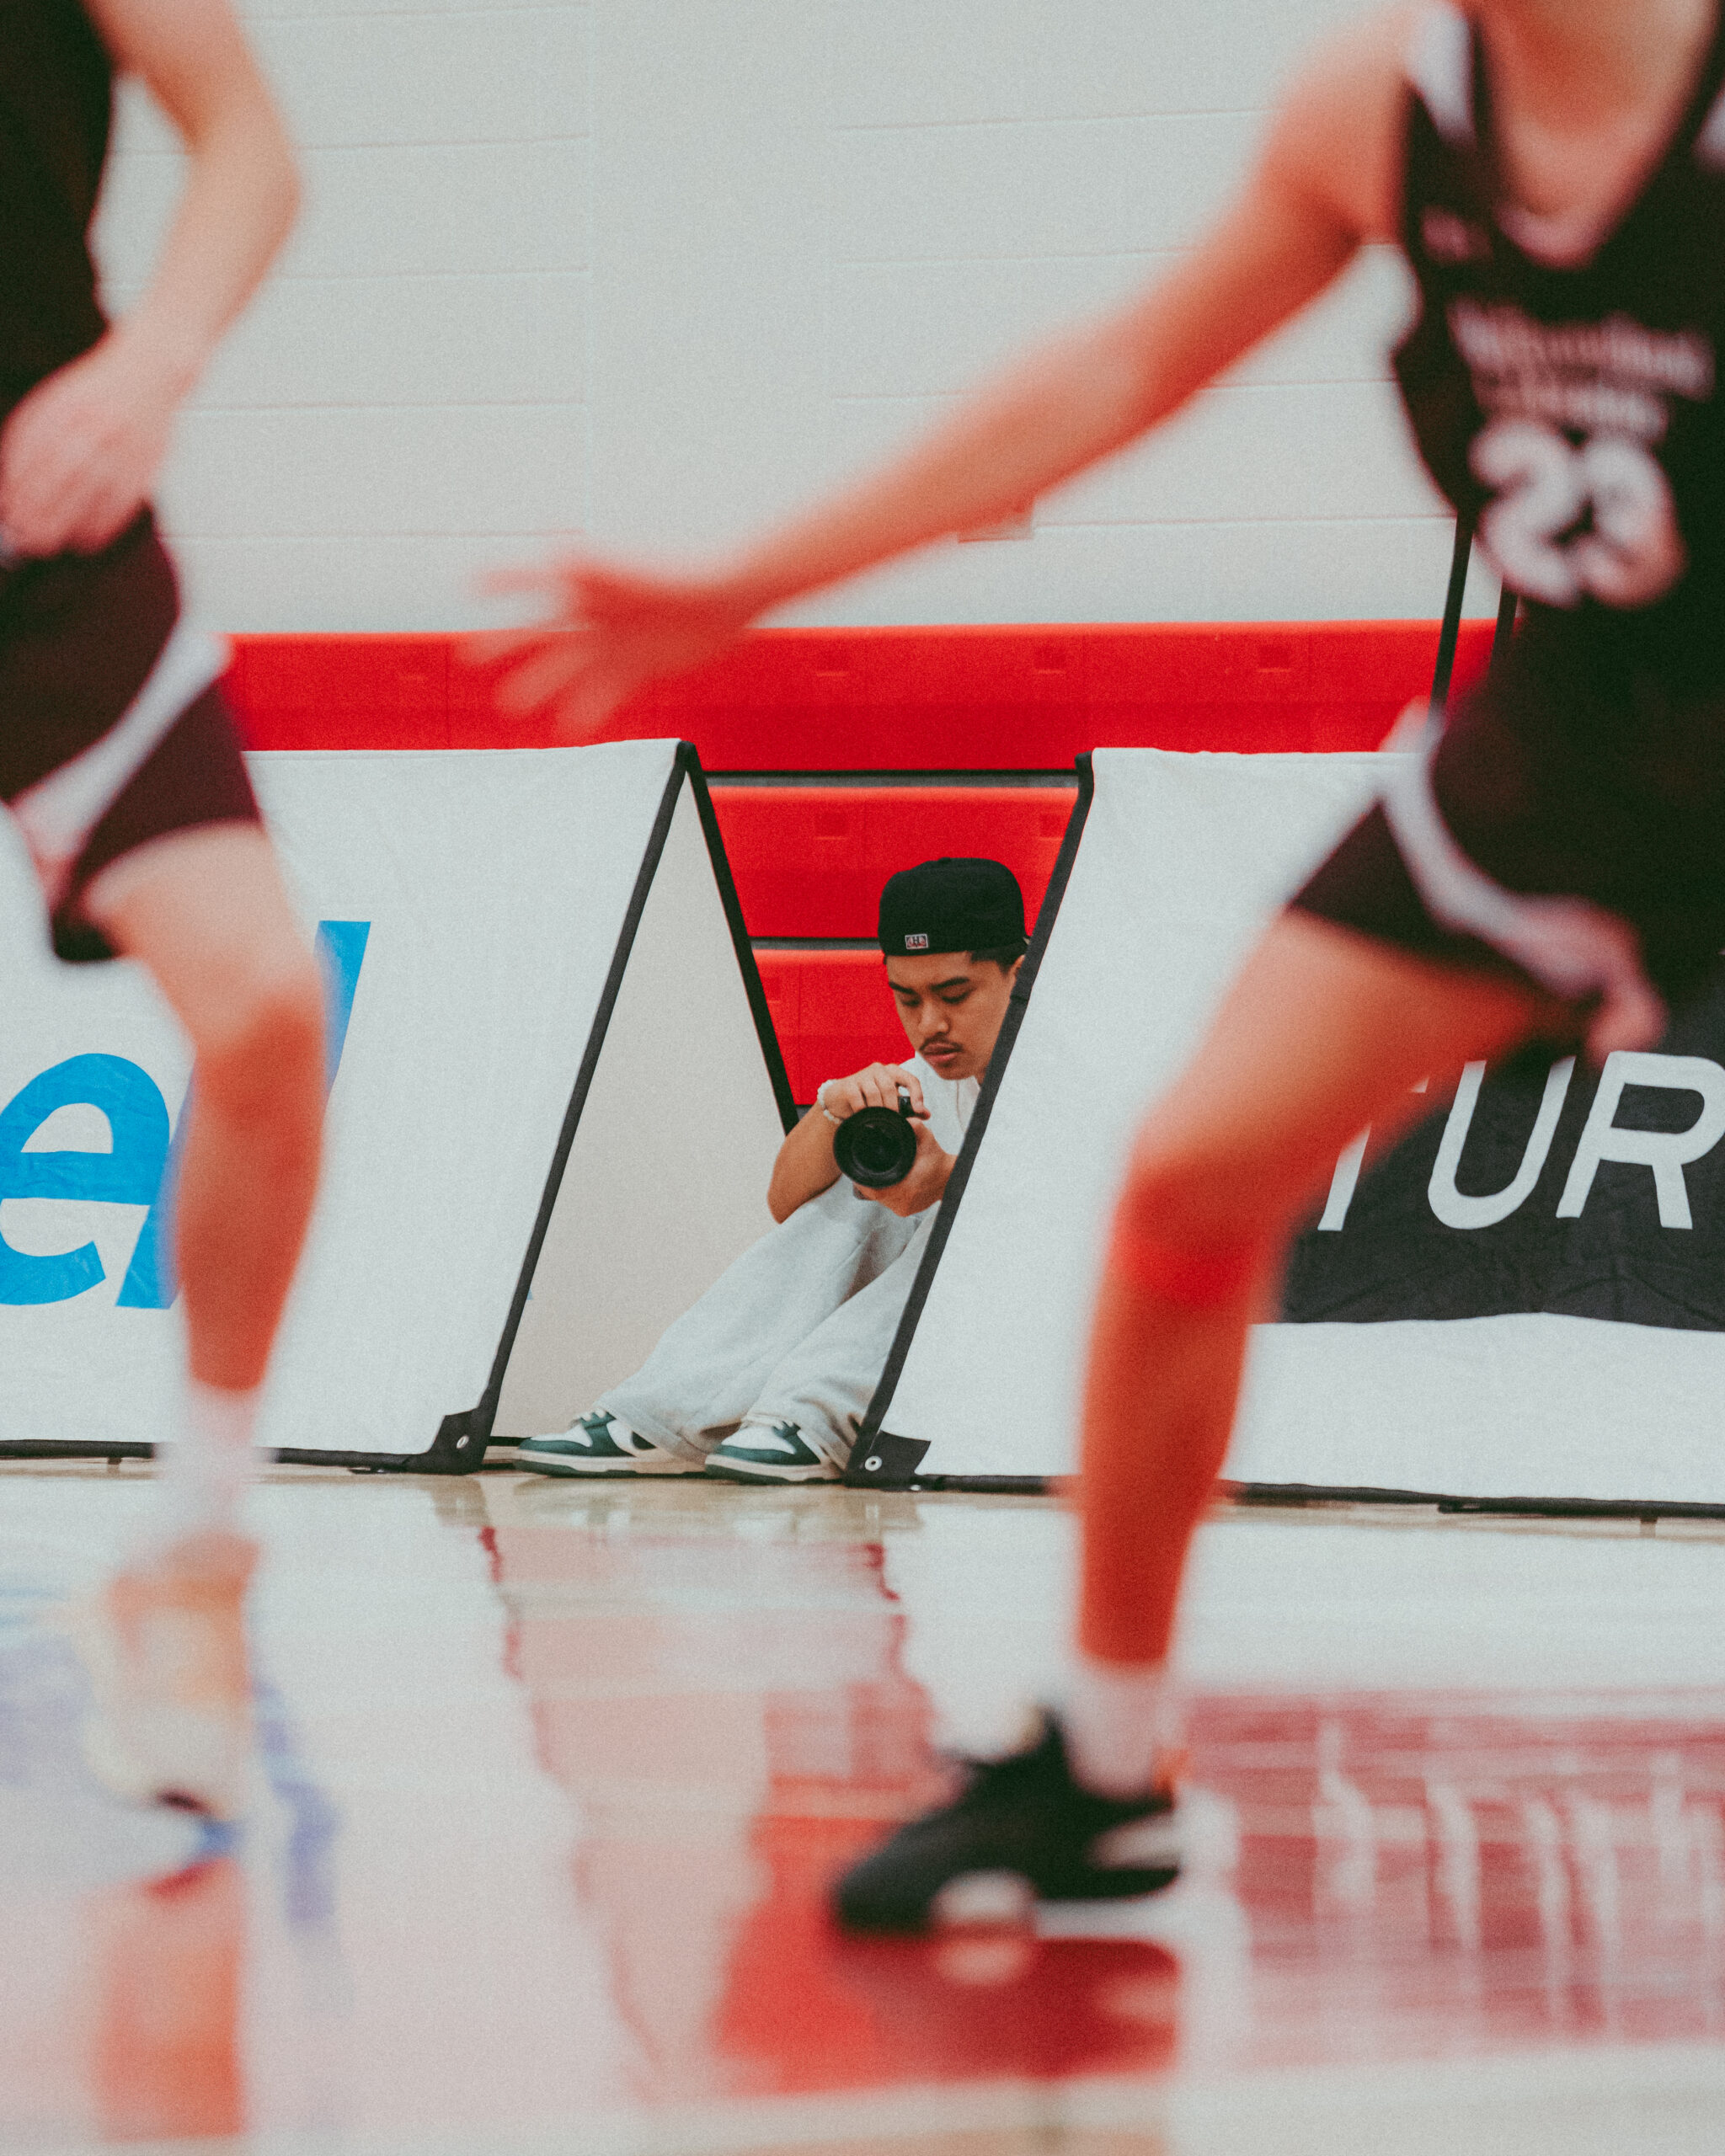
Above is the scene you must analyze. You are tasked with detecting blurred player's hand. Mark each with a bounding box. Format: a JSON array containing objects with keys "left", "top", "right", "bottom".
[
  {"left": 0, "top": 331, "right": 180, "bottom": 558},
  {"left": 469, "top": 555, "right": 756, "bottom": 738}
]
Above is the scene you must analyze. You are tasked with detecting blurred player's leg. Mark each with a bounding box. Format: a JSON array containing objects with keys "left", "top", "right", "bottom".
[
  {"left": 1067, "top": 912, "right": 1542, "bottom": 1781},
  {"left": 88, "top": 825, "right": 325, "bottom": 1409},
  {"left": 836, "top": 912, "right": 1546, "bottom": 1930},
  {"left": 69, "top": 825, "right": 325, "bottom": 1817},
  {"left": 0, "top": 0, "right": 300, "bottom": 1816}
]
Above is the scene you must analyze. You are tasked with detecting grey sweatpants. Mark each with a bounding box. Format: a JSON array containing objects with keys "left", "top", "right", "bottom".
[{"left": 597, "top": 1176, "right": 933, "bottom": 1467}]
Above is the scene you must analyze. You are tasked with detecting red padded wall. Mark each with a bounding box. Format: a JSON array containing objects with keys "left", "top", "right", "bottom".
[
  {"left": 226, "top": 622, "right": 1497, "bottom": 764},
  {"left": 755, "top": 951, "right": 905, "bottom": 1106},
  {"left": 226, "top": 621, "right": 1494, "bottom": 1098},
  {"left": 711, "top": 786, "right": 1075, "bottom": 940}
]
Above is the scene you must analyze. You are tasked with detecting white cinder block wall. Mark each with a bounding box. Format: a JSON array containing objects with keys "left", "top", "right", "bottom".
[{"left": 94, "top": 0, "right": 1498, "bottom": 632}]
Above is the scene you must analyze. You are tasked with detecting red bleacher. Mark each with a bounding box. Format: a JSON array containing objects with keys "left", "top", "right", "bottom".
[
  {"left": 756, "top": 950, "right": 909, "bottom": 1092},
  {"left": 227, "top": 622, "right": 1494, "bottom": 1101},
  {"left": 715, "top": 786, "right": 1076, "bottom": 939}
]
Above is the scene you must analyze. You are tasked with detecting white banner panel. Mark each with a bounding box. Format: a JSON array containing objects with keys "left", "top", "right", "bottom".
[
  {"left": 493, "top": 775, "right": 788, "bottom": 1437},
  {"left": 0, "top": 739, "right": 684, "bottom": 1460},
  {"left": 879, "top": 748, "right": 1725, "bottom": 1502}
]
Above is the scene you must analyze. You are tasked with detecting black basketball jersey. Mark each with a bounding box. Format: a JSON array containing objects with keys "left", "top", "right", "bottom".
[
  {"left": 1395, "top": 2, "right": 1725, "bottom": 691},
  {"left": 0, "top": 0, "right": 112, "bottom": 419}
]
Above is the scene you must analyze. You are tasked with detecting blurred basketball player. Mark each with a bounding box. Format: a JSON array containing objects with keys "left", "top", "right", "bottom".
[
  {"left": 486, "top": 0, "right": 1725, "bottom": 1926},
  {"left": 3, "top": 0, "right": 319, "bottom": 1816}
]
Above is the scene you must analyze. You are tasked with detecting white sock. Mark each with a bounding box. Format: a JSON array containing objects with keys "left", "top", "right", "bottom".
[
  {"left": 1063, "top": 1655, "right": 1182, "bottom": 1797},
  {"left": 156, "top": 1380, "right": 259, "bottom": 1541}
]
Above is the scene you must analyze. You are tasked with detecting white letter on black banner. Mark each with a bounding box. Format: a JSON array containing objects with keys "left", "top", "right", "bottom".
[
  {"left": 1317, "top": 1129, "right": 1370, "bottom": 1231},
  {"left": 1429, "top": 1057, "right": 1574, "bottom": 1230},
  {"left": 1555, "top": 1052, "right": 1725, "bottom": 1230}
]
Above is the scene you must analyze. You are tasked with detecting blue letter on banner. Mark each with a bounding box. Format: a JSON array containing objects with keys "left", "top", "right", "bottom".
[
  {"left": 0, "top": 919, "right": 375, "bottom": 1310},
  {"left": 0, "top": 1056, "right": 172, "bottom": 1305}
]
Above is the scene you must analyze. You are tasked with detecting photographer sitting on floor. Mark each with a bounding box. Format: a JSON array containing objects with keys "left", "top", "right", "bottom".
[{"left": 516, "top": 857, "right": 1027, "bottom": 1484}]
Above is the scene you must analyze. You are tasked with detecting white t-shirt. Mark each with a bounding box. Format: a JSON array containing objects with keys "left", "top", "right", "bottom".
[{"left": 906, "top": 1053, "right": 981, "bottom": 1161}]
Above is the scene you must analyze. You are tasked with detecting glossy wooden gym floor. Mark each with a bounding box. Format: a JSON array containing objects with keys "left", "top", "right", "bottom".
[{"left": 3, "top": 1465, "right": 1723, "bottom": 2155}]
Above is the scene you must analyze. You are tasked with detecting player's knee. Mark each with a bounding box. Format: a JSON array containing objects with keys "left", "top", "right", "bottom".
[
  {"left": 1107, "top": 1140, "right": 1268, "bottom": 1311},
  {"left": 197, "top": 958, "right": 326, "bottom": 1129}
]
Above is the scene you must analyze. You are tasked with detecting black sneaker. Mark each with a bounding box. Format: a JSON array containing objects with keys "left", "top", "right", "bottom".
[
  {"left": 515, "top": 1410, "right": 702, "bottom": 1477},
  {"left": 833, "top": 1713, "right": 1179, "bottom": 1934}
]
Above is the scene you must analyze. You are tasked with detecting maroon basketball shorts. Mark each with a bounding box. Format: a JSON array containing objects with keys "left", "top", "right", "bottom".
[
  {"left": 0, "top": 509, "right": 260, "bottom": 963},
  {"left": 1292, "top": 621, "right": 1725, "bottom": 1023}
]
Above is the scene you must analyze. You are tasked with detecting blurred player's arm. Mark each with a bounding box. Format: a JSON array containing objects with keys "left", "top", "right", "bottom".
[
  {"left": 768, "top": 1063, "right": 931, "bottom": 1224},
  {"left": 0, "top": 0, "right": 299, "bottom": 558},
  {"left": 481, "top": 8, "right": 1408, "bottom": 734}
]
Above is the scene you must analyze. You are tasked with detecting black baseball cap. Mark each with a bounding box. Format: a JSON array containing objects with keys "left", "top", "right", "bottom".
[{"left": 877, "top": 857, "right": 1026, "bottom": 958}]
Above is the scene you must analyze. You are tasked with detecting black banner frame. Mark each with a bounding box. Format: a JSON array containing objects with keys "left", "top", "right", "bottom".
[{"left": 845, "top": 755, "right": 1095, "bottom": 1494}]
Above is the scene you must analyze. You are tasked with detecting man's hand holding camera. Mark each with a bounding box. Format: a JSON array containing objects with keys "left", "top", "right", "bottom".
[
  {"left": 767, "top": 1057, "right": 959, "bottom": 1223},
  {"left": 823, "top": 1064, "right": 956, "bottom": 1214},
  {"left": 820, "top": 1061, "right": 928, "bottom": 1125},
  {"left": 854, "top": 1109, "right": 954, "bottom": 1216}
]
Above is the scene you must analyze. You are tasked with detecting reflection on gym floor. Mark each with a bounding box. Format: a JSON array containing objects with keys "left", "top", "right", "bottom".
[{"left": 2, "top": 1465, "right": 1725, "bottom": 2153}]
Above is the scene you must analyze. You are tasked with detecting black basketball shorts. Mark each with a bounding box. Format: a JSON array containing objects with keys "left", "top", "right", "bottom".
[
  {"left": 1292, "top": 621, "right": 1725, "bottom": 1023},
  {"left": 0, "top": 509, "right": 261, "bottom": 963}
]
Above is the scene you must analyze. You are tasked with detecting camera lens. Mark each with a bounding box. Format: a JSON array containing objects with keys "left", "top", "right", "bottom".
[{"left": 834, "top": 1102, "right": 920, "bottom": 1188}]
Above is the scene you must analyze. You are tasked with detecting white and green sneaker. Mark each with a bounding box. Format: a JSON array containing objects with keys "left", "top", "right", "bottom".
[
  {"left": 516, "top": 1410, "right": 702, "bottom": 1477},
  {"left": 703, "top": 1421, "right": 841, "bottom": 1485}
]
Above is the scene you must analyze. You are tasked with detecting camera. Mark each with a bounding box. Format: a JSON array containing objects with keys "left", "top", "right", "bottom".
[{"left": 834, "top": 1086, "right": 920, "bottom": 1189}]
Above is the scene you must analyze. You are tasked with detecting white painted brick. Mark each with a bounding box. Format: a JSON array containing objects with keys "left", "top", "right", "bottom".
[
  {"left": 585, "top": 0, "right": 831, "bottom": 552},
  {"left": 826, "top": 248, "right": 1410, "bottom": 401},
  {"left": 827, "top": 378, "right": 1439, "bottom": 530},
  {"left": 830, "top": 0, "right": 1036, "bottom": 129},
  {"left": 832, "top": 0, "right": 1367, "bottom": 128},
  {"left": 160, "top": 405, "right": 586, "bottom": 537},
  {"left": 1015, "top": 0, "right": 1364, "bottom": 118},
  {"left": 778, "top": 520, "right": 1500, "bottom": 628},
  {"left": 1049, "top": 381, "right": 1444, "bottom": 527},
  {"left": 105, "top": 77, "right": 179, "bottom": 160},
  {"left": 80, "top": 0, "right": 1471, "bottom": 630},
  {"left": 105, "top": 12, "right": 588, "bottom": 154},
  {"left": 830, "top": 254, "right": 1167, "bottom": 399},
  {"left": 175, "top": 274, "right": 589, "bottom": 408},
  {"left": 91, "top": 147, "right": 183, "bottom": 292},
  {"left": 238, "top": 0, "right": 561, "bottom": 17},
  {"left": 169, "top": 533, "right": 563, "bottom": 632},
  {"left": 97, "top": 137, "right": 589, "bottom": 290},
  {"left": 252, "top": 8, "right": 588, "bottom": 147},
  {"left": 830, "top": 111, "right": 1263, "bottom": 262}
]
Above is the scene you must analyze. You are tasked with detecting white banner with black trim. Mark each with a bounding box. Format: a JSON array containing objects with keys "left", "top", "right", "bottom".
[
  {"left": 855, "top": 747, "right": 1725, "bottom": 1506},
  {"left": 0, "top": 739, "right": 789, "bottom": 1468}
]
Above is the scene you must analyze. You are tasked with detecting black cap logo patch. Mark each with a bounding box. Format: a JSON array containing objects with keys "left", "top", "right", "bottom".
[{"left": 905, "top": 932, "right": 929, "bottom": 950}]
